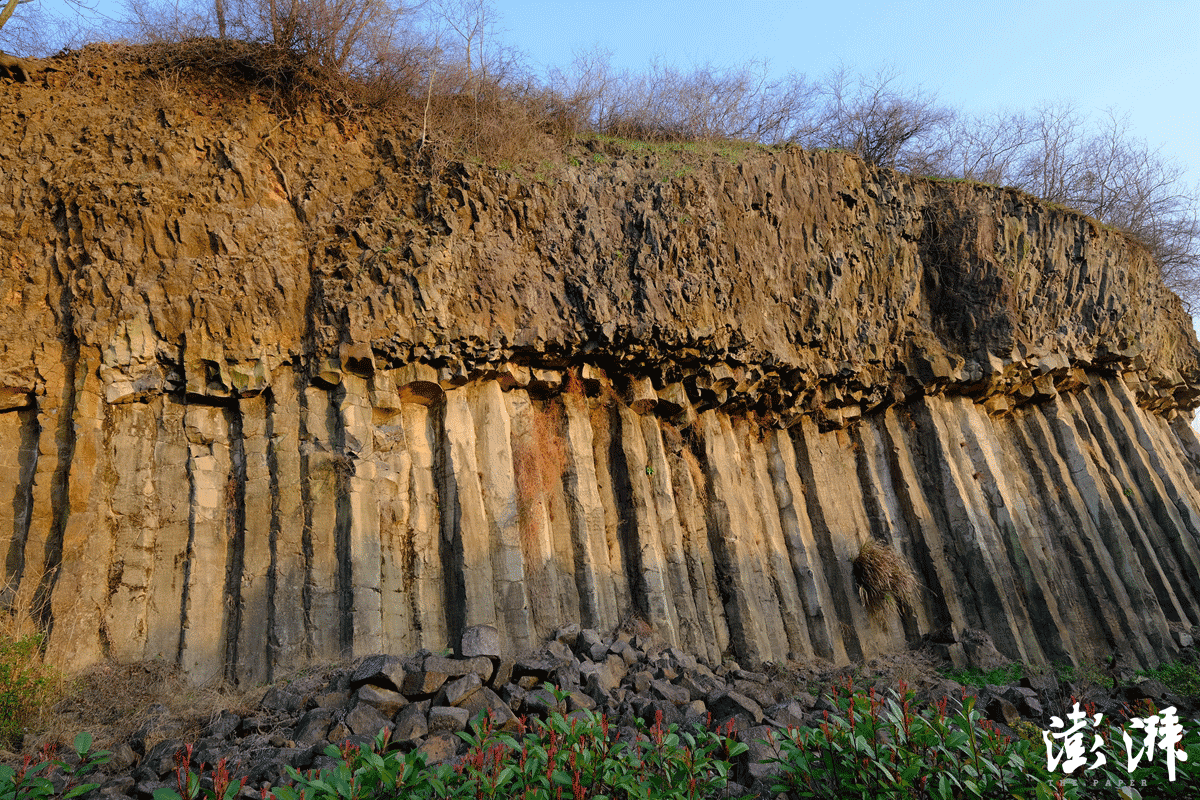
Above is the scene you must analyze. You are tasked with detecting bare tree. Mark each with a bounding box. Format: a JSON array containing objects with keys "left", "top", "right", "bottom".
[
  {"left": 797, "top": 65, "right": 954, "bottom": 171},
  {"left": 0, "top": 0, "right": 35, "bottom": 32},
  {"left": 930, "top": 108, "right": 1035, "bottom": 185},
  {"left": 931, "top": 101, "right": 1200, "bottom": 306},
  {"left": 2, "top": 0, "right": 99, "bottom": 57}
]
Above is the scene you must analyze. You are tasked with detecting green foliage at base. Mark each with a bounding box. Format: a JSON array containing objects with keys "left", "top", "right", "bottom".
[
  {"left": 0, "top": 633, "right": 58, "bottom": 751},
  {"left": 1136, "top": 659, "right": 1200, "bottom": 698},
  {"left": 0, "top": 732, "right": 109, "bottom": 799},
  {"left": 149, "top": 686, "right": 747, "bottom": 800},
  {"left": 941, "top": 662, "right": 1026, "bottom": 688},
  {"left": 767, "top": 683, "right": 1200, "bottom": 800}
]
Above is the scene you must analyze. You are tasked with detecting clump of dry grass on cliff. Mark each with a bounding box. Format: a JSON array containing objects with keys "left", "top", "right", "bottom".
[{"left": 852, "top": 538, "right": 919, "bottom": 616}]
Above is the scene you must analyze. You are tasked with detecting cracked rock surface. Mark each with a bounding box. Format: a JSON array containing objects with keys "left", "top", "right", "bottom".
[{"left": 3, "top": 46, "right": 1200, "bottom": 685}]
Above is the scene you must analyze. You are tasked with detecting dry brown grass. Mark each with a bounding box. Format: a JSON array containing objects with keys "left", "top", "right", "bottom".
[
  {"left": 852, "top": 538, "right": 919, "bottom": 616},
  {"left": 25, "top": 659, "right": 262, "bottom": 761},
  {"left": 0, "top": 573, "right": 65, "bottom": 753}
]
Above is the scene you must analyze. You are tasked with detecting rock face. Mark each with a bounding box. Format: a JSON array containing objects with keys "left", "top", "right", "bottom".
[{"left": 3, "top": 46, "right": 1200, "bottom": 684}]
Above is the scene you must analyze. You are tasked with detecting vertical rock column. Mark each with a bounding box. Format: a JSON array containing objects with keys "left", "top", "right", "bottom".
[
  {"left": 614, "top": 404, "right": 676, "bottom": 645},
  {"left": 45, "top": 351, "right": 109, "bottom": 673},
  {"left": 304, "top": 384, "right": 348, "bottom": 661},
  {"left": 0, "top": 405, "right": 38, "bottom": 608},
  {"left": 764, "top": 428, "right": 841, "bottom": 663},
  {"left": 236, "top": 394, "right": 272, "bottom": 684},
  {"left": 441, "top": 389, "right": 498, "bottom": 646},
  {"left": 791, "top": 417, "right": 905, "bottom": 663},
  {"left": 400, "top": 399, "right": 447, "bottom": 651},
  {"left": 101, "top": 399, "right": 165, "bottom": 664},
  {"left": 341, "top": 374, "right": 383, "bottom": 657},
  {"left": 696, "top": 411, "right": 791, "bottom": 665},
  {"left": 180, "top": 404, "right": 234, "bottom": 682},
  {"left": 1006, "top": 397, "right": 1159, "bottom": 666},
  {"left": 471, "top": 383, "right": 533, "bottom": 653},
  {"left": 266, "top": 370, "right": 307, "bottom": 673},
  {"left": 560, "top": 391, "right": 618, "bottom": 631},
  {"left": 144, "top": 397, "right": 191, "bottom": 665},
  {"left": 505, "top": 390, "right": 570, "bottom": 641}
]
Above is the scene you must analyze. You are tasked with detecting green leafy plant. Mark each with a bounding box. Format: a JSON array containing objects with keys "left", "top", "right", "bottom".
[
  {"left": 0, "top": 732, "right": 109, "bottom": 800},
  {"left": 136, "top": 685, "right": 746, "bottom": 800},
  {"left": 765, "top": 681, "right": 1200, "bottom": 800},
  {"left": 1136, "top": 659, "right": 1200, "bottom": 697},
  {"left": 767, "top": 681, "right": 1079, "bottom": 799},
  {"left": 941, "top": 662, "right": 1025, "bottom": 688}
]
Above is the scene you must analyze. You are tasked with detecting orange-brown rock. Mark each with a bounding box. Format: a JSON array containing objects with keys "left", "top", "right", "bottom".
[{"left": 2, "top": 46, "right": 1200, "bottom": 684}]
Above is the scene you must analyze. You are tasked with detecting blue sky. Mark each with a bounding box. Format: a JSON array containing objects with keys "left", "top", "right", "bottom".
[
  {"left": 20, "top": 0, "right": 1199, "bottom": 185},
  {"left": 496, "top": 0, "right": 1199, "bottom": 186}
]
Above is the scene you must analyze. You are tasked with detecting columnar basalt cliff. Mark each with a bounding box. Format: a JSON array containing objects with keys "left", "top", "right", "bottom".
[{"left": 4, "top": 48, "right": 1200, "bottom": 685}]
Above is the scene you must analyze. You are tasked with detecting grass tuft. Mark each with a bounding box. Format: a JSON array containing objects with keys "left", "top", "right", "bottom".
[{"left": 852, "top": 538, "right": 919, "bottom": 616}]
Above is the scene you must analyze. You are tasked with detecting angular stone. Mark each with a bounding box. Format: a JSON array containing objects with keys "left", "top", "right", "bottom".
[
  {"left": 461, "top": 625, "right": 502, "bottom": 659},
  {"left": 424, "top": 654, "right": 485, "bottom": 678},
  {"left": 444, "top": 673, "right": 483, "bottom": 707},
  {"left": 428, "top": 705, "right": 471, "bottom": 735},
  {"left": 577, "top": 629, "right": 606, "bottom": 659},
  {"left": 417, "top": 733, "right": 460, "bottom": 765},
  {"left": 202, "top": 710, "right": 241, "bottom": 739},
  {"left": 522, "top": 687, "right": 565, "bottom": 715},
  {"left": 708, "top": 690, "right": 764, "bottom": 726},
  {"left": 260, "top": 686, "right": 305, "bottom": 713},
  {"left": 356, "top": 684, "right": 408, "bottom": 716},
  {"left": 351, "top": 655, "right": 407, "bottom": 692},
  {"left": 766, "top": 700, "right": 807, "bottom": 729},
  {"left": 554, "top": 623, "right": 581, "bottom": 648},
  {"left": 580, "top": 659, "right": 621, "bottom": 694},
  {"left": 403, "top": 668, "right": 450, "bottom": 697},
  {"left": 393, "top": 704, "right": 428, "bottom": 741},
  {"left": 650, "top": 678, "right": 690, "bottom": 707},
  {"left": 746, "top": 725, "right": 785, "bottom": 782},
  {"left": 566, "top": 690, "right": 597, "bottom": 713},
  {"left": 345, "top": 703, "right": 392, "bottom": 737},
  {"left": 293, "top": 709, "right": 333, "bottom": 748},
  {"left": 985, "top": 696, "right": 1021, "bottom": 728},
  {"left": 458, "top": 687, "right": 519, "bottom": 732}
]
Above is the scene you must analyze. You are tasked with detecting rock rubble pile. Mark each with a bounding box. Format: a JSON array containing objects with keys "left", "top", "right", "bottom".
[{"left": 47, "top": 623, "right": 1197, "bottom": 799}]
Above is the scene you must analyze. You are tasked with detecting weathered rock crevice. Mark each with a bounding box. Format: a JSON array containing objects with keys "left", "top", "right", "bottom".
[{"left": 3, "top": 49, "right": 1200, "bottom": 683}]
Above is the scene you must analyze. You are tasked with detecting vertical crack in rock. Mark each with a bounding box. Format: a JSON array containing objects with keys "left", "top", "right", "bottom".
[
  {"left": 37, "top": 198, "right": 84, "bottom": 638},
  {"left": 222, "top": 402, "right": 247, "bottom": 683},
  {"left": 267, "top": 370, "right": 305, "bottom": 673},
  {"left": 264, "top": 388, "right": 282, "bottom": 684},
  {"left": 789, "top": 423, "right": 864, "bottom": 663},
  {"left": 877, "top": 410, "right": 957, "bottom": 644},
  {"left": 297, "top": 383, "right": 316, "bottom": 662},
  {"left": 1090, "top": 380, "right": 1200, "bottom": 614},
  {"left": 327, "top": 383, "right": 354, "bottom": 658},
  {"left": 437, "top": 394, "right": 468, "bottom": 653},
  {"left": 1, "top": 409, "right": 40, "bottom": 606},
  {"left": 1007, "top": 404, "right": 1138, "bottom": 665},
  {"left": 606, "top": 401, "right": 648, "bottom": 622}
]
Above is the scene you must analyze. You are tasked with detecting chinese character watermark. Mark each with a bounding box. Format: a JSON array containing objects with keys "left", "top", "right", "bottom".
[
  {"left": 1043, "top": 702, "right": 1106, "bottom": 773},
  {"left": 1043, "top": 703, "right": 1189, "bottom": 783}
]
